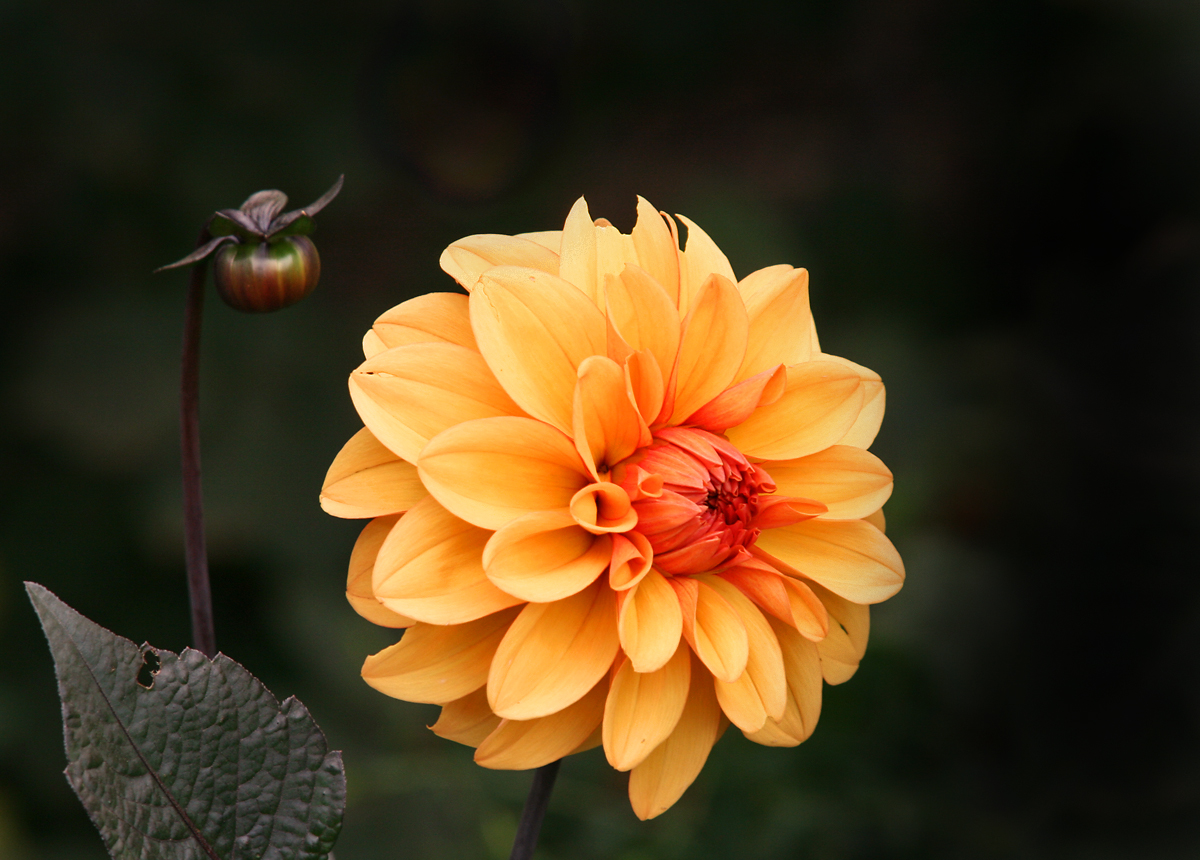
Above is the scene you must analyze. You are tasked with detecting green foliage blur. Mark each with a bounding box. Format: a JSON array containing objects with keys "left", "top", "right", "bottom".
[{"left": 2, "top": 0, "right": 1197, "bottom": 857}]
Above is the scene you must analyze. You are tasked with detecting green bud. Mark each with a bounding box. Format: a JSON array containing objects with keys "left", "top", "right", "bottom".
[{"left": 213, "top": 236, "right": 321, "bottom": 313}]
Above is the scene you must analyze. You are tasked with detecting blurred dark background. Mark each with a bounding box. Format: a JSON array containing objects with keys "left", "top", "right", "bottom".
[{"left": 2, "top": 0, "right": 1198, "bottom": 857}]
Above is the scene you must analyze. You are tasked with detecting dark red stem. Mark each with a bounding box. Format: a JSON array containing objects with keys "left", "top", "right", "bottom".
[{"left": 509, "top": 759, "right": 560, "bottom": 860}]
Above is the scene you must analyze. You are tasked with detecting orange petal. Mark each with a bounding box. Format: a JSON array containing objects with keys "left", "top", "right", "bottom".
[
  {"left": 736, "top": 266, "right": 813, "bottom": 380},
  {"left": 672, "top": 577, "right": 749, "bottom": 683},
  {"left": 703, "top": 576, "right": 787, "bottom": 733},
  {"left": 363, "top": 329, "right": 387, "bottom": 359},
  {"left": 624, "top": 349, "right": 666, "bottom": 428},
  {"left": 471, "top": 265, "right": 607, "bottom": 434},
  {"left": 439, "top": 234, "right": 559, "bottom": 291},
  {"left": 618, "top": 569, "right": 683, "bottom": 673},
  {"left": 686, "top": 364, "right": 787, "bottom": 432},
  {"left": 608, "top": 531, "right": 653, "bottom": 591},
  {"left": 724, "top": 360, "right": 863, "bottom": 460},
  {"left": 321, "top": 427, "right": 429, "bottom": 519},
  {"left": 755, "top": 518, "right": 904, "bottom": 604},
  {"left": 765, "top": 445, "right": 893, "bottom": 520},
  {"left": 483, "top": 511, "right": 611, "bottom": 603},
  {"left": 671, "top": 274, "right": 749, "bottom": 424},
  {"left": 752, "top": 494, "right": 827, "bottom": 530},
  {"left": 677, "top": 214, "right": 736, "bottom": 316},
  {"left": 573, "top": 355, "right": 650, "bottom": 477},
  {"left": 487, "top": 580, "right": 619, "bottom": 720},
  {"left": 864, "top": 507, "right": 887, "bottom": 532},
  {"left": 744, "top": 616, "right": 823, "bottom": 747},
  {"left": 819, "top": 353, "right": 885, "bottom": 449},
  {"left": 418, "top": 416, "right": 591, "bottom": 530},
  {"left": 570, "top": 482, "right": 637, "bottom": 534},
  {"left": 603, "top": 643, "right": 690, "bottom": 771},
  {"left": 718, "top": 565, "right": 829, "bottom": 642},
  {"left": 627, "top": 650, "right": 723, "bottom": 820},
  {"left": 430, "top": 687, "right": 501, "bottom": 747},
  {"left": 362, "top": 608, "right": 521, "bottom": 704},
  {"left": 349, "top": 342, "right": 522, "bottom": 464},
  {"left": 558, "top": 197, "right": 600, "bottom": 305},
  {"left": 346, "top": 514, "right": 415, "bottom": 628},
  {"left": 475, "top": 678, "right": 608, "bottom": 770},
  {"left": 369, "top": 292, "right": 478, "bottom": 353},
  {"left": 630, "top": 197, "right": 680, "bottom": 305},
  {"left": 810, "top": 581, "right": 870, "bottom": 684},
  {"left": 606, "top": 265, "right": 681, "bottom": 391}
]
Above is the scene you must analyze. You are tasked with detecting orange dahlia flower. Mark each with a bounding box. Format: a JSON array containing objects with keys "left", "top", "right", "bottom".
[{"left": 321, "top": 197, "right": 904, "bottom": 819}]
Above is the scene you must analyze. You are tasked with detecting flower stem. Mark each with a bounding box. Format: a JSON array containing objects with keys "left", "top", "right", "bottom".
[
  {"left": 180, "top": 229, "right": 216, "bottom": 657},
  {"left": 508, "top": 759, "right": 560, "bottom": 860}
]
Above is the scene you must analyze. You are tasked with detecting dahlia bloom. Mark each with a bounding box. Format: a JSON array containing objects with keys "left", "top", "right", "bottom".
[{"left": 321, "top": 197, "right": 903, "bottom": 819}]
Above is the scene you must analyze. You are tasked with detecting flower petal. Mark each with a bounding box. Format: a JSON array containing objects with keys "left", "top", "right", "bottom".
[
  {"left": 672, "top": 577, "right": 749, "bottom": 683},
  {"left": 346, "top": 514, "right": 415, "bottom": 628},
  {"left": 627, "top": 651, "right": 723, "bottom": 820},
  {"left": 488, "top": 580, "right": 619, "bottom": 720},
  {"left": 430, "top": 687, "right": 501, "bottom": 747},
  {"left": 718, "top": 564, "right": 829, "bottom": 642},
  {"left": 820, "top": 353, "right": 885, "bottom": 449},
  {"left": 755, "top": 518, "right": 905, "bottom": 604},
  {"left": 624, "top": 349, "right": 666, "bottom": 427},
  {"left": 573, "top": 355, "right": 650, "bottom": 477},
  {"left": 686, "top": 364, "right": 787, "bottom": 432},
  {"left": 349, "top": 342, "right": 523, "bottom": 464},
  {"left": 765, "top": 445, "right": 893, "bottom": 520},
  {"left": 373, "top": 496, "right": 522, "bottom": 624},
  {"left": 724, "top": 360, "right": 863, "bottom": 460},
  {"left": 321, "top": 427, "right": 429, "bottom": 518},
  {"left": 483, "top": 511, "right": 611, "bottom": 603},
  {"left": 703, "top": 576, "right": 787, "bottom": 733},
  {"left": 608, "top": 531, "right": 653, "bottom": 591},
  {"left": 362, "top": 608, "right": 521, "bottom": 704},
  {"left": 605, "top": 265, "right": 681, "bottom": 392},
  {"left": 810, "top": 581, "right": 870, "bottom": 684},
  {"left": 677, "top": 214, "right": 737, "bottom": 316},
  {"left": 471, "top": 265, "right": 608, "bottom": 434},
  {"left": 618, "top": 569, "right": 683, "bottom": 673},
  {"left": 419, "top": 416, "right": 591, "bottom": 530},
  {"left": 744, "top": 616, "right": 823, "bottom": 747},
  {"left": 475, "top": 678, "right": 608, "bottom": 769},
  {"left": 570, "top": 482, "right": 637, "bottom": 534},
  {"left": 516, "top": 230, "right": 562, "bottom": 252},
  {"left": 558, "top": 197, "right": 600, "bottom": 305},
  {"left": 368, "top": 292, "right": 478, "bottom": 354},
  {"left": 440, "top": 234, "right": 559, "bottom": 291},
  {"left": 603, "top": 643, "right": 690, "bottom": 771},
  {"left": 630, "top": 197, "right": 680, "bottom": 305},
  {"left": 671, "top": 274, "right": 749, "bottom": 424},
  {"left": 736, "top": 266, "right": 813, "bottom": 380}
]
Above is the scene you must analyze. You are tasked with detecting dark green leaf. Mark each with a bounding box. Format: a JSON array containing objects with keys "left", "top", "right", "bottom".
[{"left": 26, "top": 582, "right": 345, "bottom": 860}]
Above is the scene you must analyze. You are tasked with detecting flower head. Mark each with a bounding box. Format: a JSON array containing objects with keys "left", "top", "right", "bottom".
[{"left": 321, "top": 197, "right": 904, "bottom": 819}]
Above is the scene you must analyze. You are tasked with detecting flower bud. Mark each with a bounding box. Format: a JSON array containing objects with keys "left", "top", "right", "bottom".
[{"left": 213, "top": 236, "right": 321, "bottom": 313}]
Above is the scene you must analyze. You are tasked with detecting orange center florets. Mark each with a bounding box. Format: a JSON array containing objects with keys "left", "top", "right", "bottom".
[{"left": 613, "top": 426, "right": 775, "bottom": 576}]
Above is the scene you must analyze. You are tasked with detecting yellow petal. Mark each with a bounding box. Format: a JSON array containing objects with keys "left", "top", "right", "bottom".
[
  {"left": 369, "top": 292, "right": 478, "bottom": 352},
  {"left": 488, "top": 580, "right": 619, "bottom": 720},
  {"left": 475, "top": 678, "right": 608, "bottom": 770},
  {"left": 349, "top": 342, "right": 522, "bottom": 464},
  {"left": 744, "top": 616, "right": 823, "bottom": 746},
  {"left": 764, "top": 445, "right": 894, "bottom": 520},
  {"left": 864, "top": 507, "right": 887, "bottom": 532},
  {"left": 346, "top": 514, "right": 415, "bottom": 628},
  {"left": 418, "top": 416, "right": 591, "bottom": 530},
  {"left": 603, "top": 643, "right": 690, "bottom": 771},
  {"left": 483, "top": 511, "right": 611, "bottom": 603},
  {"left": 819, "top": 353, "right": 885, "bottom": 449},
  {"left": 755, "top": 518, "right": 905, "bottom": 604},
  {"left": 362, "top": 608, "right": 521, "bottom": 704},
  {"left": 439, "top": 234, "right": 559, "bottom": 291},
  {"left": 673, "top": 577, "right": 749, "bottom": 683},
  {"left": 736, "top": 266, "right": 813, "bottom": 380},
  {"left": 624, "top": 349, "right": 665, "bottom": 428},
  {"left": 630, "top": 197, "right": 680, "bottom": 305},
  {"left": 569, "top": 482, "right": 637, "bottom": 534},
  {"left": 605, "top": 265, "right": 681, "bottom": 393},
  {"left": 516, "top": 230, "right": 562, "bottom": 252},
  {"left": 618, "top": 569, "right": 683, "bottom": 673},
  {"left": 430, "top": 687, "right": 501, "bottom": 747},
  {"left": 810, "top": 581, "right": 870, "bottom": 684},
  {"left": 724, "top": 360, "right": 863, "bottom": 461},
  {"left": 362, "top": 329, "right": 387, "bottom": 359},
  {"left": 677, "top": 214, "right": 736, "bottom": 316},
  {"left": 321, "top": 427, "right": 429, "bottom": 519},
  {"left": 471, "top": 266, "right": 608, "bottom": 434},
  {"left": 573, "top": 355, "right": 650, "bottom": 477},
  {"left": 703, "top": 576, "right": 787, "bottom": 733},
  {"left": 373, "top": 496, "right": 522, "bottom": 624},
  {"left": 558, "top": 197, "right": 600, "bottom": 305},
  {"left": 671, "top": 274, "right": 749, "bottom": 424},
  {"left": 627, "top": 651, "right": 723, "bottom": 820}
]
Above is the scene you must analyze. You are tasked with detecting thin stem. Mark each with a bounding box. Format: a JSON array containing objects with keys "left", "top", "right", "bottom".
[
  {"left": 509, "top": 759, "right": 561, "bottom": 860},
  {"left": 180, "top": 229, "right": 216, "bottom": 657}
]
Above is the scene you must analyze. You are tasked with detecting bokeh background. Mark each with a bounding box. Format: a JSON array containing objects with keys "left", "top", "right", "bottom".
[{"left": 2, "top": 0, "right": 1198, "bottom": 857}]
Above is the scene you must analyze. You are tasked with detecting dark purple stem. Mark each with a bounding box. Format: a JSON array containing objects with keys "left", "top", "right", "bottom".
[
  {"left": 180, "top": 229, "right": 216, "bottom": 657},
  {"left": 509, "top": 759, "right": 560, "bottom": 860}
]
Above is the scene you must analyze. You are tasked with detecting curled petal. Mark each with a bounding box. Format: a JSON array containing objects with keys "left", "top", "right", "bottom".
[
  {"left": 686, "top": 364, "right": 787, "bottom": 432},
  {"left": 484, "top": 511, "right": 611, "bottom": 603},
  {"left": 618, "top": 570, "right": 683, "bottom": 673},
  {"left": 368, "top": 293, "right": 477, "bottom": 354},
  {"left": 570, "top": 482, "right": 637, "bottom": 534},
  {"left": 744, "top": 617, "right": 823, "bottom": 747},
  {"left": 603, "top": 644, "right": 690, "bottom": 771},
  {"left": 475, "top": 678, "right": 608, "bottom": 770},
  {"left": 488, "top": 580, "right": 619, "bottom": 720},
  {"left": 630, "top": 197, "right": 680, "bottom": 305},
  {"left": 419, "top": 416, "right": 591, "bottom": 530},
  {"left": 736, "top": 266, "right": 814, "bottom": 380},
  {"left": 751, "top": 495, "right": 827, "bottom": 530},
  {"left": 440, "top": 234, "right": 559, "bottom": 291},
  {"left": 755, "top": 518, "right": 905, "bottom": 604},
  {"left": 624, "top": 349, "right": 666, "bottom": 428},
  {"left": 471, "top": 265, "right": 608, "bottom": 434},
  {"left": 431, "top": 687, "right": 501, "bottom": 747},
  {"left": 373, "top": 496, "right": 522, "bottom": 624},
  {"left": 672, "top": 577, "right": 749, "bottom": 683},
  {"left": 609, "top": 531, "right": 654, "bottom": 591},
  {"left": 346, "top": 514, "right": 414, "bottom": 628},
  {"left": 349, "top": 342, "right": 522, "bottom": 464},
  {"left": 573, "top": 355, "right": 650, "bottom": 477},
  {"left": 321, "top": 427, "right": 428, "bottom": 519},
  {"left": 765, "top": 445, "right": 893, "bottom": 520},
  {"left": 671, "top": 275, "right": 749, "bottom": 424},
  {"left": 703, "top": 576, "right": 787, "bottom": 733},
  {"left": 362, "top": 608, "right": 521, "bottom": 704}
]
